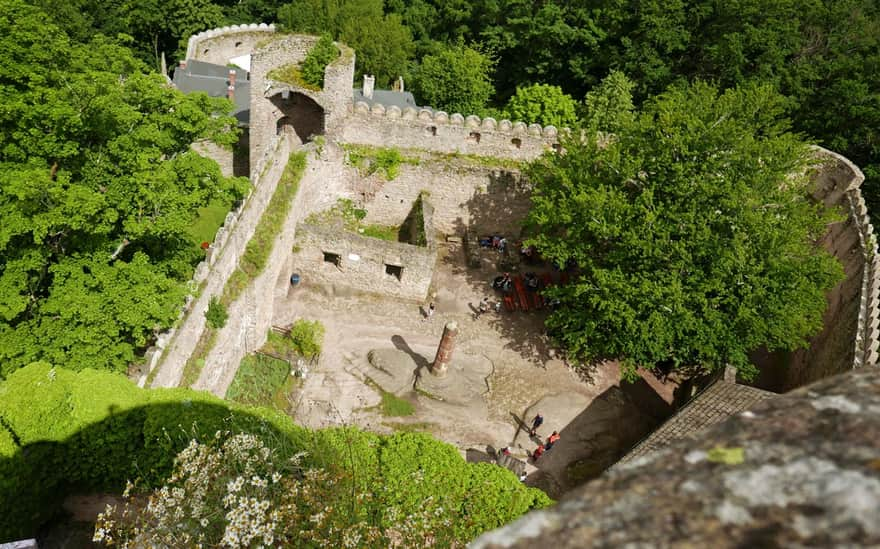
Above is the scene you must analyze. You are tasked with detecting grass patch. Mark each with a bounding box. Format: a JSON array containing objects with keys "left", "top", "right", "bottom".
[
  {"left": 383, "top": 421, "right": 435, "bottom": 433},
  {"left": 361, "top": 224, "right": 400, "bottom": 241},
  {"left": 306, "top": 199, "right": 408, "bottom": 243},
  {"left": 178, "top": 328, "right": 217, "bottom": 388},
  {"left": 415, "top": 386, "right": 445, "bottom": 402},
  {"left": 226, "top": 353, "right": 292, "bottom": 411},
  {"left": 188, "top": 198, "right": 232, "bottom": 248},
  {"left": 342, "top": 144, "right": 420, "bottom": 180},
  {"left": 267, "top": 64, "right": 321, "bottom": 92},
  {"left": 364, "top": 376, "right": 415, "bottom": 417},
  {"left": 220, "top": 151, "right": 307, "bottom": 307}
]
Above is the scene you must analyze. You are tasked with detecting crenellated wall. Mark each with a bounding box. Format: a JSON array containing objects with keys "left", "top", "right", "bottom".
[
  {"left": 186, "top": 23, "right": 276, "bottom": 65},
  {"left": 340, "top": 104, "right": 561, "bottom": 161},
  {"left": 772, "top": 147, "right": 878, "bottom": 389}
]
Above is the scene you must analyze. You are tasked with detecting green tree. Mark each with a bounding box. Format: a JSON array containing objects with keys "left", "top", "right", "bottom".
[
  {"left": 527, "top": 82, "right": 843, "bottom": 381},
  {"left": 414, "top": 43, "right": 494, "bottom": 114},
  {"left": 278, "top": 0, "right": 414, "bottom": 86},
  {"left": 300, "top": 33, "right": 338, "bottom": 88},
  {"left": 582, "top": 70, "right": 636, "bottom": 134},
  {"left": 504, "top": 84, "right": 579, "bottom": 128},
  {"left": 0, "top": 0, "right": 247, "bottom": 377}
]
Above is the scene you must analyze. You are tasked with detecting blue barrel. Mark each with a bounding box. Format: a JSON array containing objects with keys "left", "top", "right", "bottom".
[{"left": 290, "top": 273, "right": 301, "bottom": 286}]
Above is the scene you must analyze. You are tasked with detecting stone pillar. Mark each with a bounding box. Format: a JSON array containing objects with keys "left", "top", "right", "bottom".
[{"left": 431, "top": 321, "right": 458, "bottom": 377}]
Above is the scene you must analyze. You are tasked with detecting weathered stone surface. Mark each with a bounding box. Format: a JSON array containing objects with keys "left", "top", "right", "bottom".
[{"left": 471, "top": 367, "right": 880, "bottom": 548}]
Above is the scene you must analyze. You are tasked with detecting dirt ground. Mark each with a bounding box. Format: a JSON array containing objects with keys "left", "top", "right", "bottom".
[{"left": 273, "top": 242, "right": 676, "bottom": 497}]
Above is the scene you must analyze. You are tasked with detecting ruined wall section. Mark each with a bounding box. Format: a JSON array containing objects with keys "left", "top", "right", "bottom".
[
  {"left": 349, "top": 155, "right": 531, "bottom": 237},
  {"left": 186, "top": 23, "right": 276, "bottom": 65},
  {"left": 250, "top": 36, "right": 355, "bottom": 176},
  {"left": 144, "top": 130, "right": 296, "bottom": 388},
  {"left": 340, "top": 105, "right": 560, "bottom": 162},
  {"left": 292, "top": 224, "right": 436, "bottom": 301},
  {"left": 780, "top": 147, "right": 877, "bottom": 389},
  {"left": 192, "top": 143, "right": 349, "bottom": 397},
  {"left": 191, "top": 140, "right": 233, "bottom": 178}
]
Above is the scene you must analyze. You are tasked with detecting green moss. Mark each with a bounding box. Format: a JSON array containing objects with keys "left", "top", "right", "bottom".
[
  {"left": 361, "top": 224, "right": 400, "bottom": 241},
  {"left": 267, "top": 63, "right": 321, "bottom": 92},
  {"left": 221, "top": 151, "right": 307, "bottom": 307},
  {"left": 178, "top": 327, "right": 217, "bottom": 388},
  {"left": 385, "top": 421, "right": 435, "bottom": 433},
  {"left": 342, "top": 144, "right": 420, "bottom": 180}
]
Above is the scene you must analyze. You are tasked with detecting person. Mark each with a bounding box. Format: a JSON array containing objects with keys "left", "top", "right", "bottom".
[
  {"left": 530, "top": 413, "right": 544, "bottom": 436},
  {"left": 531, "top": 444, "right": 545, "bottom": 461},
  {"left": 475, "top": 297, "right": 491, "bottom": 320},
  {"left": 525, "top": 272, "right": 539, "bottom": 291},
  {"left": 519, "top": 471, "right": 528, "bottom": 482},
  {"left": 546, "top": 431, "right": 561, "bottom": 450},
  {"left": 498, "top": 237, "right": 507, "bottom": 253},
  {"left": 424, "top": 302, "right": 435, "bottom": 322}
]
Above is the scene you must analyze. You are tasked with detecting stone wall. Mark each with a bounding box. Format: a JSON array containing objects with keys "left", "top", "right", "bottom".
[
  {"left": 774, "top": 147, "right": 877, "bottom": 390},
  {"left": 249, "top": 35, "right": 355, "bottom": 176},
  {"left": 472, "top": 366, "right": 880, "bottom": 548},
  {"left": 340, "top": 107, "right": 560, "bottom": 161},
  {"left": 291, "top": 222, "right": 436, "bottom": 301},
  {"left": 144, "top": 129, "right": 297, "bottom": 388},
  {"left": 350, "top": 153, "right": 531, "bottom": 237},
  {"left": 191, "top": 142, "right": 349, "bottom": 396},
  {"left": 186, "top": 23, "right": 276, "bottom": 64},
  {"left": 191, "top": 140, "right": 233, "bottom": 178}
]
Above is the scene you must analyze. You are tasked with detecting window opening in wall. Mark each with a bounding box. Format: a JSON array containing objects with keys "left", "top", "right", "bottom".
[
  {"left": 323, "top": 252, "right": 341, "bottom": 266},
  {"left": 467, "top": 131, "right": 481, "bottom": 144},
  {"left": 385, "top": 264, "right": 403, "bottom": 280},
  {"left": 552, "top": 143, "right": 562, "bottom": 153},
  {"left": 235, "top": 41, "right": 243, "bottom": 48},
  {"left": 511, "top": 138, "right": 522, "bottom": 149},
  {"left": 203, "top": 48, "right": 209, "bottom": 55},
  {"left": 427, "top": 125, "right": 437, "bottom": 136}
]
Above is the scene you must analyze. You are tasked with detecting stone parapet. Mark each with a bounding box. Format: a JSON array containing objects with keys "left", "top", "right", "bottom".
[
  {"left": 342, "top": 104, "right": 561, "bottom": 161},
  {"left": 186, "top": 23, "right": 275, "bottom": 65}
]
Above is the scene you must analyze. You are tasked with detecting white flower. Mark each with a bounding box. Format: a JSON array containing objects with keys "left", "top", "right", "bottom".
[{"left": 227, "top": 476, "right": 245, "bottom": 493}]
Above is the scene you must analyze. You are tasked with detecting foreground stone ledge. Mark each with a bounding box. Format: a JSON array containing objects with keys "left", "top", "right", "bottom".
[{"left": 471, "top": 366, "right": 880, "bottom": 548}]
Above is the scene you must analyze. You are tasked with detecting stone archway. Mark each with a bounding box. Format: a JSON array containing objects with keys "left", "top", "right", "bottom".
[{"left": 271, "top": 92, "right": 325, "bottom": 145}]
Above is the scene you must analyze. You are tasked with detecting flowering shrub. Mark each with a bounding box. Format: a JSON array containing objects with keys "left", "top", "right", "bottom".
[{"left": 96, "top": 433, "right": 462, "bottom": 548}]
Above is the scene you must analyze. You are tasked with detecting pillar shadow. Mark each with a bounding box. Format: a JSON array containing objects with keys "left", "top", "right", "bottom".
[{"left": 391, "top": 334, "right": 432, "bottom": 383}]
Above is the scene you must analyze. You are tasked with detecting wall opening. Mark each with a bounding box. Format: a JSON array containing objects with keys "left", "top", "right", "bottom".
[
  {"left": 271, "top": 92, "right": 326, "bottom": 145},
  {"left": 467, "top": 131, "right": 481, "bottom": 144},
  {"left": 323, "top": 252, "right": 341, "bottom": 266},
  {"left": 234, "top": 41, "right": 243, "bottom": 48},
  {"left": 202, "top": 48, "right": 210, "bottom": 55},
  {"left": 552, "top": 143, "right": 562, "bottom": 153},
  {"left": 511, "top": 138, "right": 522, "bottom": 149},
  {"left": 385, "top": 264, "right": 403, "bottom": 280},
  {"left": 427, "top": 125, "right": 437, "bottom": 136}
]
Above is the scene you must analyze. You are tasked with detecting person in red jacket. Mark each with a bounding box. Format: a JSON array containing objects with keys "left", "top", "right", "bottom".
[
  {"left": 546, "top": 431, "right": 561, "bottom": 450},
  {"left": 531, "top": 444, "right": 545, "bottom": 461}
]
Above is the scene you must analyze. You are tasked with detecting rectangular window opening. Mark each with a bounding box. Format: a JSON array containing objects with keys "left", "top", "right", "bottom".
[
  {"left": 323, "top": 252, "right": 341, "bottom": 266},
  {"left": 385, "top": 263, "right": 403, "bottom": 280}
]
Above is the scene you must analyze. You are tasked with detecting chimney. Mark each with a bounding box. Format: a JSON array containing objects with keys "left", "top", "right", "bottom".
[
  {"left": 398, "top": 76, "right": 404, "bottom": 93},
  {"left": 363, "top": 74, "right": 375, "bottom": 100},
  {"left": 227, "top": 85, "right": 235, "bottom": 101},
  {"left": 228, "top": 69, "right": 237, "bottom": 87}
]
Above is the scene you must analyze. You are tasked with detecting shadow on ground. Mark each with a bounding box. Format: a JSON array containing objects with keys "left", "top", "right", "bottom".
[{"left": 523, "top": 379, "right": 674, "bottom": 499}]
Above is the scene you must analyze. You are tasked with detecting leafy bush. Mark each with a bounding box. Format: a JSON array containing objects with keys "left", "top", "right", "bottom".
[
  {"left": 289, "top": 319, "right": 324, "bottom": 359},
  {"left": 204, "top": 296, "right": 228, "bottom": 329},
  {"left": 0, "top": 363, "right": 550, "bottom": 542},
  {"left": 300, "top": 34, "right": 338, "bottom": 88}
]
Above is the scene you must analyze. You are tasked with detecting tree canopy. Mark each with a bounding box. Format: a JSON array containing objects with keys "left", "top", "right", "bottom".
[
  {"left": 414, "top": 43, "right": 494, "bottom": 114},
  {"left": 504, "top": 84, "right": 579, "bottom": 128},
  {"left": 527, "top": 82, "right": 843, "bottom": 381},
  {"left": 0, "top": 0, "right": 248, "bottom": 377}
]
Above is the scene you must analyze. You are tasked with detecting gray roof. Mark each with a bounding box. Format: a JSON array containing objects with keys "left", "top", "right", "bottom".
[
  {"left": 173, "top": 59, "right": 250, "bottom": 125},
  {"left": 617, "top": 376, "right": 775, "bottom": 465},
  {"left": 353, "top": 88, "right": 426, "bottom": 111}
]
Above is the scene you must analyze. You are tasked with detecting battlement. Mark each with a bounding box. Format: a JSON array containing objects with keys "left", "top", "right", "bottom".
[
  {"left": 341, "top": 102, "right": 562, "bottom": 161},
  {"left": 186, "top": 23, "right": 276, "bottom": 65}
]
